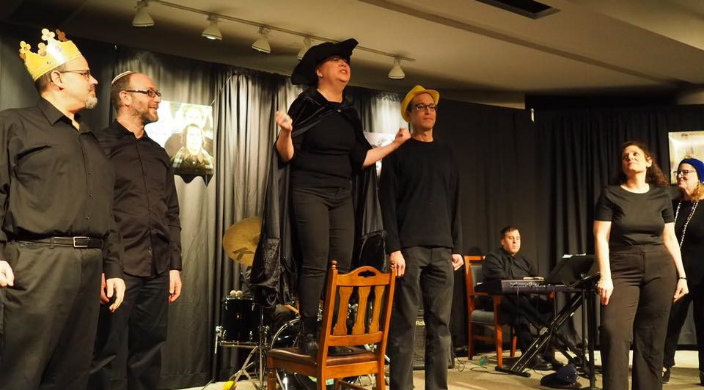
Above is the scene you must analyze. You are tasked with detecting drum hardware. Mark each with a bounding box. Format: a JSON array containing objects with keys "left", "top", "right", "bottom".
[{"left": 215, "top": 296, "right": 267, "bottom": 389}]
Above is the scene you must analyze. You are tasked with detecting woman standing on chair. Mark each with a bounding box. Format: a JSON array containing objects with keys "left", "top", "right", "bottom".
[
  {"left": 594, "top": 141, "right": 688, "bottom": 390},
  {"left": 274, "top": 39, "right": 409, "bottom": 357},
  {"left": 662, "top": 158, "right": 704, "bottom": 385}
]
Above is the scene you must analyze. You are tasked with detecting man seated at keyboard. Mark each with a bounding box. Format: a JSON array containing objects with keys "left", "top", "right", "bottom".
[{"left": 482, "top": 225, "right": 561, "bottom": 370}]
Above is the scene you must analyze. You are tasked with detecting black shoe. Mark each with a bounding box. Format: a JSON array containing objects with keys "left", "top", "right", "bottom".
[
  {"left": 662, "top": 366, "right": 671, "bottom": 384},
  {"left": 298, "top": 332, "right": 318, "bottom": 358},
  {"left": 531, "top": 355, "right": 553, "bottom": 371}
]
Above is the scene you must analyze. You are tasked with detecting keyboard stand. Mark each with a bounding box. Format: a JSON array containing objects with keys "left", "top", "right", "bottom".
[{"left": 496, "top": 279, "right": 598, "bottom": 389}]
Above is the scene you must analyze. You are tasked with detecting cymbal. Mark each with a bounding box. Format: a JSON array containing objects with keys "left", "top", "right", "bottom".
[{"left": 223, "top": 216, "right": 262, "bottom": 266}]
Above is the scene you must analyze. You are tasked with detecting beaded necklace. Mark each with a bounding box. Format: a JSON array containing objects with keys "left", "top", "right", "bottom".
[{"left": 674, "top": 200, "right": 699, "bottom": 247}]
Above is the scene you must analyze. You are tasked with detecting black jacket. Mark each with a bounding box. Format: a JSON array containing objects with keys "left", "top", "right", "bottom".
[{"left": 250, "top": 88, "right": 386, "bottom": 307}]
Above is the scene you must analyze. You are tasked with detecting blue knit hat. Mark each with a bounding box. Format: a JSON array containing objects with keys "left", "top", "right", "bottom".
[{"left": 679, "top": 158, "right": 704, "bottom": 183}]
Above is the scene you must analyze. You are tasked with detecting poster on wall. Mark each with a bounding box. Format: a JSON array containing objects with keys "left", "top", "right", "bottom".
[
  {"left": 145, "top": 101, "right": 215, "bottom": 178},
  {"left": 668, "top": 131, "right": 704, "bottom": 183}
]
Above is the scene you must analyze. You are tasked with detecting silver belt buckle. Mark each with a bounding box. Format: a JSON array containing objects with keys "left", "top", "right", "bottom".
[{"left": 72, "top": 236, "right": 90, "bottom": 248}]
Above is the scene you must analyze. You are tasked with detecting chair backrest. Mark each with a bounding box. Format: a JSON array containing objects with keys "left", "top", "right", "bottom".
[
  {"left": 471, "top": 264, "right": 484, "bottom": 285},
  {"left": 319, "top": 261, "right": 397, "bottom": 352},
  {"left": 464, "top": 256, "right": 484, "bottom": 295}
]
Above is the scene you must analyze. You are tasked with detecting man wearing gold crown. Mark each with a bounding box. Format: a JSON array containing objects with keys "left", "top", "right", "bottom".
[{"left": 0, "top": 28, "right": 125, "bottom": 389}]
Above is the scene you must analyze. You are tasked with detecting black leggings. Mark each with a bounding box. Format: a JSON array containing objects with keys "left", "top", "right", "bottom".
[{"left": 291, "top": 186, "right": 354, "bottom": 330}]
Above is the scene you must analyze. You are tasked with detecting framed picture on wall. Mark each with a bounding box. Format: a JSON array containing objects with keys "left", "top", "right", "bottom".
[{"left": 146, "top": 101, "right": 215, "bottom": 178}]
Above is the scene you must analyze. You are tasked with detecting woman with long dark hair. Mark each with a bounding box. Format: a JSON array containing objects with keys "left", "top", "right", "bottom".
[{"left": 594, "top": 141, "right": 688, "bottom": 390}]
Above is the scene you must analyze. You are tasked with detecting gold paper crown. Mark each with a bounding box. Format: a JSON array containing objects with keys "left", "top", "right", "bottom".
[{"left": 19, "top": 28, "right": 83, "bottom": 81}]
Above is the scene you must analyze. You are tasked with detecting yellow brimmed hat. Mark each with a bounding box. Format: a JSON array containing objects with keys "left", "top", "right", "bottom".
[
  {"left": 19, "top": 28, "right": 83, "bottom": 81},
  {"left": 400, "top": 85, "right": 440, "bottom": 122}
]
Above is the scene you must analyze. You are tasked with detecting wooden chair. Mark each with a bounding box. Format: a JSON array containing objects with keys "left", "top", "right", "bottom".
[
  {"left": 464, "top": 256, "right": 516, "bottom": 368},
  {"left": 266, "top": 261, "right": 396, "bottom": 390}
]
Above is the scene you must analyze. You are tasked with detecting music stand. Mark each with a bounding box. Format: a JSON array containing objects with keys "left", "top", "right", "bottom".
[{"left": 546, "top": 254, "right": 597, "bottom": 286}]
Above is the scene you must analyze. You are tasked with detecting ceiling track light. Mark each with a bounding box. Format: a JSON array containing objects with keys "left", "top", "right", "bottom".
[
  {"left": 131, "top": 1, "right": 415, "bottom": 66},
  {"left": 297, "top": 37, "right": 312, "bottom": 61},
  {"left": 201, "top": 15, "right": 222, "bottom": 40},
  {"left": 132, "top": 0, "right": 154, "bottom": 27},
  {"left": 252, "top": 27, "right": 271, "bottom": 53},
  {"left": 388, "top": 58, "right": 405, "bottom": 80}
]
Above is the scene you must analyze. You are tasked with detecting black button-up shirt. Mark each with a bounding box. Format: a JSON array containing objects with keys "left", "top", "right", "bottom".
[
  {"left": 482, "top": 247, "right": 538, "bottom": 281},
  {"left": 95, "top": 120, "right": 181, "bottom": 277},
  {"left": 0, "top": 98, "right": 122, "bottom": 278}
]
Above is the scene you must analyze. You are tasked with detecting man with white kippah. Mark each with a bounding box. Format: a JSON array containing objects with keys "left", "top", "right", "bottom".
[
  {"left": 0, "top": 28, "right": 125, "bottom": 389},
  {"left": 89, "top": 71, "right": 182, "bottom": 390}
]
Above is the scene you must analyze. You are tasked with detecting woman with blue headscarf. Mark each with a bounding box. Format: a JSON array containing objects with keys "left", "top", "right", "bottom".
[{"left": 663, "top": 157, "right": 704, "bottom": 385}]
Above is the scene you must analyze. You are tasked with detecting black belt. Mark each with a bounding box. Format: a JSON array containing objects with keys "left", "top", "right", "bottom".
[{"left": 16, "top": 236, "right": 103, "bottom": 249}]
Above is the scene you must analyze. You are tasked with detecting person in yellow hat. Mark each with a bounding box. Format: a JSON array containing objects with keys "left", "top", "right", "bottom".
[
  {"left": 380, "top": 85, "right": 463, "bottom": 390},
  {"left": 0, "top": 28, "right": 125, "bottom": 390}
]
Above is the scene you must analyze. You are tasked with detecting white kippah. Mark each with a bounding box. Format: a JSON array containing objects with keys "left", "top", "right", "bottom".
[{"left": 111, "top": 70, "right": 135, "bottom": 85}]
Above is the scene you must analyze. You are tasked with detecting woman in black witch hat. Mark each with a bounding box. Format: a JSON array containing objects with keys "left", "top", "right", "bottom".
[{"left": 274, "top": 39, "right": 409, "bottom": 356}]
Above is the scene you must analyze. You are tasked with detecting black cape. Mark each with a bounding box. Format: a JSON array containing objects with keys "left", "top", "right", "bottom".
[{"left": 250, "top": 88, "right": 386, "bottom": 308}]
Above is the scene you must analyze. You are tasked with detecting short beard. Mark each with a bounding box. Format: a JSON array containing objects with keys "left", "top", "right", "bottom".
[
  {"left": 142, "top": 111, "right": 158, "bottom": 125},
  {"left": 85, "top": 95, "right": 98, "bottom": 110}
]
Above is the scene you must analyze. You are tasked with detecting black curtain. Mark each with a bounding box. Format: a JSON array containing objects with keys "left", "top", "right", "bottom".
[{"left": 432, "top": 99, "right": 540, "bottom": 350}]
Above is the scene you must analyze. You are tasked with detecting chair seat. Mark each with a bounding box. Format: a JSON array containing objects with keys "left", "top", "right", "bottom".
[
  {"left": 268, "top": 347, "right": 377, "bottom": 367},
  {"left": 471, "top": 309, "right": 496, "bottom": 324}
]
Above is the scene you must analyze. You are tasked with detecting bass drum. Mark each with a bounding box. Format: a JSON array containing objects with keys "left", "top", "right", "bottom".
[{"left": 269, "top": 316, "right": 362, "bottom": 390}]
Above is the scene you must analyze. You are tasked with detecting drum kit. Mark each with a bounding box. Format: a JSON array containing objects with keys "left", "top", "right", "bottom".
[
  {"left": 217, "top": 217, "right": 314, "bottom": 390},
  {"left": 217, "top": 217, "right": 379, "bottom": 390},
  {"left": 214, "top": 291, "right": 301, "bottom": 390}
]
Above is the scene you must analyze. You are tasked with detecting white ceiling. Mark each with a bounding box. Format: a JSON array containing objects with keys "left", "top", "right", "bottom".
[{"left": 5, "top": 0, "right": 704, "bottom": 107}]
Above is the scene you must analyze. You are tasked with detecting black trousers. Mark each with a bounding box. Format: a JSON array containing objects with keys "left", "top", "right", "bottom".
[
  {"left": 0, "top": 242, "right": 102, "bottom": 389},
  {"left": 88, "top": 272, "right": 170, "bottom": 390},
  {"left": 663, "top": 283, "right": 704, "bottom": 371},
  {"left": 388, "top": 246, "right": 454, "bottom": 390},
  {"left": 291, "top": 186, "right": 354, "bottom": 330},
  {"left": 600, "top": 245, "right": 676, "bottom": 390}
]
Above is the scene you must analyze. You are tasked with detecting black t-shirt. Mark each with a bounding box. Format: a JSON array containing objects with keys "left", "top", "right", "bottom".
[
  {"left": 290, "top": 100, "right": 367, "bottom": 189},
  {"left": 594, "top": 185, "right": 674, "bottom": 248},
  {"left": 673, "top": 199, "right": 704, "bottom": 287}
]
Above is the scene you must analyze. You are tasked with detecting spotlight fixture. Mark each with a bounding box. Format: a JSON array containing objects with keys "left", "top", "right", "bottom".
[
  {"left": 297, "top": 37, "right": 312, "bottom": 61},
  {"left": 252, "top": 27, "right": 271, "bottom": 54},
  {"left": 388, "top": 58, "right": 405, "bottom": 80},
  {"left": 201, "top": 16, "right": 222, "bottom": 40},
  {"left": 132, "top": 0, "right": 154, "bottom": 27}
]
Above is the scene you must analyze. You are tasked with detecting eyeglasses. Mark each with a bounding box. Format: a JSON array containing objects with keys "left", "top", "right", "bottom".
[
  {"left": 413, "top": 103, "right": 437, "bottom": 112},
  {"left": 675, "top": 169, "right": 697, "bottom": 176},
  {"left": 124, "top": 89, "right": 162, "bottom": 98},
  {"left": 61, "top": 69, "right": 91, "bottom": 79}
]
